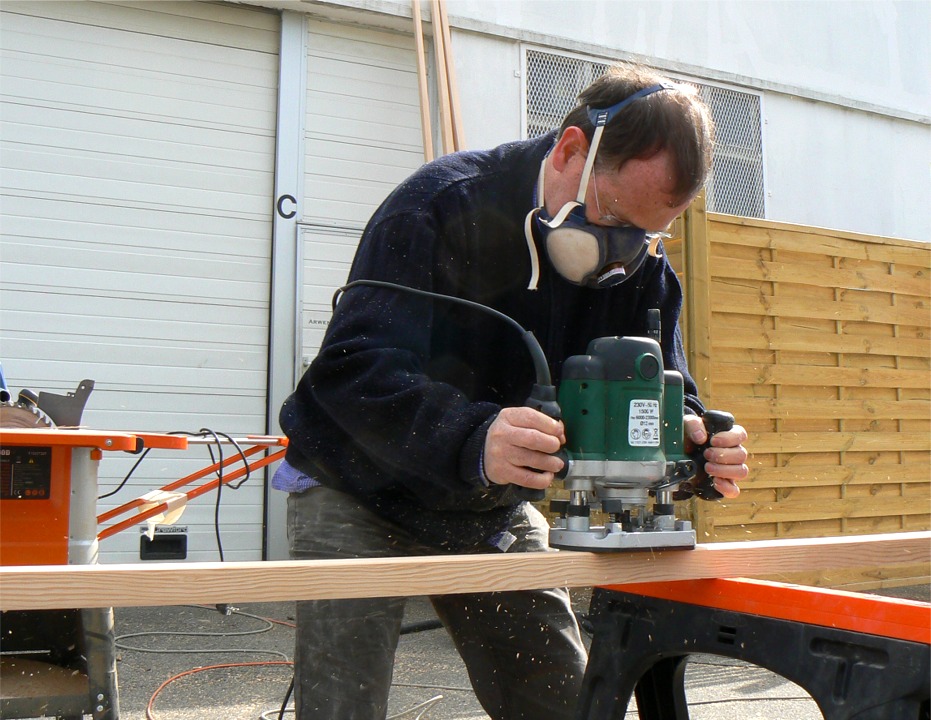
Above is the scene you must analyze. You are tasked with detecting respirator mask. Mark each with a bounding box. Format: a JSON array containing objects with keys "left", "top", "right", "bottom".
[{"left": 526, "top": 83, "right": 673, "bottom": 290}]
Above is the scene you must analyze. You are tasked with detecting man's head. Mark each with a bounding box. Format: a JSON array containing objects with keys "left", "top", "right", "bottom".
[
  {"left": 529, "top": 64, "right": 714, "bottom": 289},
  {"left": 560, "top": 64, "right": 714, "bottom": 206}
]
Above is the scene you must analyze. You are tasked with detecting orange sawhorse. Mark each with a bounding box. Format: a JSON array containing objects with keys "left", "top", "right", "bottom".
[{"left": 578, "top": 577, "right": 930, "bottom": 720}]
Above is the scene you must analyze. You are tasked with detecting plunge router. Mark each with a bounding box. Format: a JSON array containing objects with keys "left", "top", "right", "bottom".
[{"left": 547, "top": 312, "right": 733, "bottom": 551}]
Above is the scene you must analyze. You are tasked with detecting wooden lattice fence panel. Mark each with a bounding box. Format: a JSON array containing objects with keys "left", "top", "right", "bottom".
[{"left": 675, "top": 202, "right": 930, "bottom": 590}]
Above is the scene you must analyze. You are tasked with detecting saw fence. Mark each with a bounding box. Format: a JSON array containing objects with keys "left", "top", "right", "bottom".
[{"left": 659, "top": 198, "right": 931, "bottom": 590}]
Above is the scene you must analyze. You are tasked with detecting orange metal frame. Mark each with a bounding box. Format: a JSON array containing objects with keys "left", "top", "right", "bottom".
[
  {"left": 96, "top": 435, "right": 288, "bottom": 541},
  {"left": 0, "top": 429, "right": 288, "bottom": 557},
  {"left": 603, "top": 578, "right": 930, "bottom": 644},
  {"left": 0, "top": 428, "right": 156, "bottom": 453}
]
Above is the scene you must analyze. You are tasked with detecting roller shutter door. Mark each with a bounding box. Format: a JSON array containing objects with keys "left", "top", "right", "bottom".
[
  {"left": 0, "top": 1, "right": 279, "bottom": 562},
  {"left": 299, "top": 19, "right": 426, "bottom": 366}
]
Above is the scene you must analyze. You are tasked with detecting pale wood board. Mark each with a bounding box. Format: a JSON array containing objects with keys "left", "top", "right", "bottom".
[
  {"left": 712, "top": 289, "right": 929, "bottom": 328},
  {"left": 1, "top": 533, "right": 927, "bottom": 611},
  {"left": 410, "top": 0, "right": 433, "bottom": 162},
  {"left": 436, "top": 0, "right": 464, "bottom": 149},
  {"left": 682, "top": 193, "right": 715, "bottom": 539},
  {"left": 761, "top": 564, "right": 930, "bottom": 592},
  {"left": 743, "top": 463, "right": 929, "bottom": 488},
  {"left": 708, "top": 214, "right": 931, "bottom": 262},
  {"left": 746, "top": 430, "right": 929, "bottom": 454},
  {"left": 710, "top": 361, "right": 930, "bottom": 390},
  {"left": 713, "top": 495, "right": 929, "bottom": 526},
  {"left": 714, "top": 521, "right": 924, "bottom": 540},
  {"left": 429, "top": 0, "right": 454, "bottom": 154},
  {"left": 708, "top": 255, "right": 929, "bottom": 297},
  {"left": 726, "top": 397, "right": 929, "bottom": 421},
  {"left": 713, "top": 327, "right": 927, "bottom": 358}
]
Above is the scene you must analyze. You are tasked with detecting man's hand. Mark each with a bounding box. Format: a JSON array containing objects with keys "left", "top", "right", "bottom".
[
  {"left": 484, "top": 407, "right": 566, "bottom": 489},
  {"left": 684, "top": 414, "right": 748, "bottom": 498}
]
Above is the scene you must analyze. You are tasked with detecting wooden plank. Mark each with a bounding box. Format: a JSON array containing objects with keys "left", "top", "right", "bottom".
[
  {"left": 708, "top": 216, "right": 931, "bottom": 266},
  {"left": 747, "top": 431, "right": 929, "bottom": 454},
  {"left": 683, "top": 196, "right": 714, "bottom": 540},
  {"left": 709, "top": 212, "right": 928, "bottom": 248},
  {"left": 715, "top": 496, "right": 929, "bottom": 525},
  {"left": 712, "top": 290, "right": 930, "bottom": 328},
  {"left": 1, "top": 533, "right": 927, "bottom": 611},
  {"left": 711, "top": 361, "right": 930, "bottom": 390},
  {"left": 708, "top": 256, "right": 929, "bottom": 297},
  {"left": 725, "top": 397, "right": 929, "bottom": 421},
  {"left": 410, "top": 0, "right": 433, "bottom": 163},
  {"left": 714, "top": 517, "right": 929, "bottom": 543},
  {"left": 760, "top": 564, "right": 930, "bottom": 593},
  {"left": 744, "top": 464, "right": 929, "bottom": 489},
  {"left": 712, "top": 326, "right": 928, "bottom": 358},
  {"left": 436, "top": 0, "right": 464, "bottom": 150},
  {"left": 429, "top": 0, "right": 454, "bottom": 154},
  {"left": 683, "top": 195, "right": 713, "bottom": 398}
]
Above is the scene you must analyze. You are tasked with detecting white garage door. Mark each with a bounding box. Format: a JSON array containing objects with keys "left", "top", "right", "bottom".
[
  {"left": 299, "top": 19, "right": 426, "bottom": 366},
  {"left": 0, "top": 1, "right": 279, "bottom": 562}
]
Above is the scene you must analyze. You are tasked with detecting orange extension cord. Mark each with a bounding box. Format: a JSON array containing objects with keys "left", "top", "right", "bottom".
[
  {"left": 145, "top": 660, "right": 294, "bottom": 720},
  {"left": 143, "top": 607, "right": 297, "bottom": 720}
]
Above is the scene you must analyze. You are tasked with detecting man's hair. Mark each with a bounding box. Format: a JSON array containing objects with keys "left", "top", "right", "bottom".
[{"left": 560, "top": 64, "right": 715, "bottom": 204}]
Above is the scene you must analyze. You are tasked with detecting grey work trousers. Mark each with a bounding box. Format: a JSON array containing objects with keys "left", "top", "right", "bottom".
[{"left": 287, "top": 485, "right": 588, "bottom": 720}]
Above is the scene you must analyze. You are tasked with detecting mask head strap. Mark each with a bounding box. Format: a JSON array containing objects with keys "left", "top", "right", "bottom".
[{"left": 576, "top": 83, "right": 675, "bottom": 203}]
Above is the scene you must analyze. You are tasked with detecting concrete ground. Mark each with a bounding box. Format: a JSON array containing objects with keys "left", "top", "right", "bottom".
[
  {"left": 112, "top": 595, "right": 824, "bottom": 720},
  {"left": 9, "top": 584, "right": 929, "bottom": 720}
]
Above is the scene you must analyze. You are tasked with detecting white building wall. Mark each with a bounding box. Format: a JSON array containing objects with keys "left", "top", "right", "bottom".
[
  {"left": 453, "top": 32, "right": 522, "bottom": 151},
  {"left": 457, "top": 0, "right": 927, "bottom": 119},
  {"left": 273, "top": 0, "right": 929, "bottom": 240},
  {"left": 764, "top": 95, "right": 930, "bottom": 239},
  {"left": 451, "top": 0, "right": 929, "bottom": 241}
]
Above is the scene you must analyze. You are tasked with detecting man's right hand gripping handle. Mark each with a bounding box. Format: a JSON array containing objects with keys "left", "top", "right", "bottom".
[{"left": 675, "top": 410, "right": 735, "bottom": 501}]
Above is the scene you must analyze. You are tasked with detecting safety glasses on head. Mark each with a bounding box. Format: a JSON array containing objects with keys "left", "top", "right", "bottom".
[{"left": 525, "top": 83, "right": 674, "bottom": 290}]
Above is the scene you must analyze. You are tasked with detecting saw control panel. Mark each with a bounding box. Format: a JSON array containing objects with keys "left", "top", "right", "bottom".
[
  {"left": 0, "top": 439, "right": 73, "bottom": 565},
  {"left": 1, "top": 445, "right": 53, "bottom": 500}
]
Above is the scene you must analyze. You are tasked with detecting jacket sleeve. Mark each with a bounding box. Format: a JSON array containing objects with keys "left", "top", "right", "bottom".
[{"left": 298, "top": 208, "right": 498, "bottom": 495}]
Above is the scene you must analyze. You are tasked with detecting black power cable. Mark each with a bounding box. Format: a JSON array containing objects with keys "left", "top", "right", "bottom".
[
  {"left": 194, "top": 427, "right": 252, "bottom": 562},
  {"left": 99, "top": 428, "right": 255, "bottom": 561},
  {"left": 335, "top": 279, "right": 553, "bottom": 387},
  {"left": 98, "top": 447, "right": 152, "bottom": 499},
  {"left": 277, "top": 677, "right": 293, "bottom": 720}
]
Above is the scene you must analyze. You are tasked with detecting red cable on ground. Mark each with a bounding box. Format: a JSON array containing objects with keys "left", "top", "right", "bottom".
[{"left": 145, "top": 660, "right": 294, "bottom": 720}]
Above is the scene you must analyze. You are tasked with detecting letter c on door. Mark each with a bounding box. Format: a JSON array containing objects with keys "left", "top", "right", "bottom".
[{"left": 277, "top": 194, "right": 297, "bottom": 219}]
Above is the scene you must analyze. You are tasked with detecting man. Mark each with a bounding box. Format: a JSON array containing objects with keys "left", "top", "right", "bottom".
[{"left": 275, "top": 63, "right": 749, "bottom": 719}]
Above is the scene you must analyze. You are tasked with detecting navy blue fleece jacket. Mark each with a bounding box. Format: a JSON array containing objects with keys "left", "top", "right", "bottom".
[{"left": 279, "top": 133, "right": 704, "bottom": 550}]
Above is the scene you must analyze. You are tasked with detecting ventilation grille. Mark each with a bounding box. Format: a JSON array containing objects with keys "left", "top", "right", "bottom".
[{"left": 525, "top": 49, "right": 765, "bottom": 218}]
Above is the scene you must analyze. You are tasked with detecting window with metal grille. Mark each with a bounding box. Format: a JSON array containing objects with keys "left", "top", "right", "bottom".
[{"left": 525, "top": 49, "right": 765, "bottom": 217}]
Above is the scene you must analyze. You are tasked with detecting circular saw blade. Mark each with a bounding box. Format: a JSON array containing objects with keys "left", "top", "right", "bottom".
[{"left": 0, "top": 402, "right": 54, "bottom": 428}]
